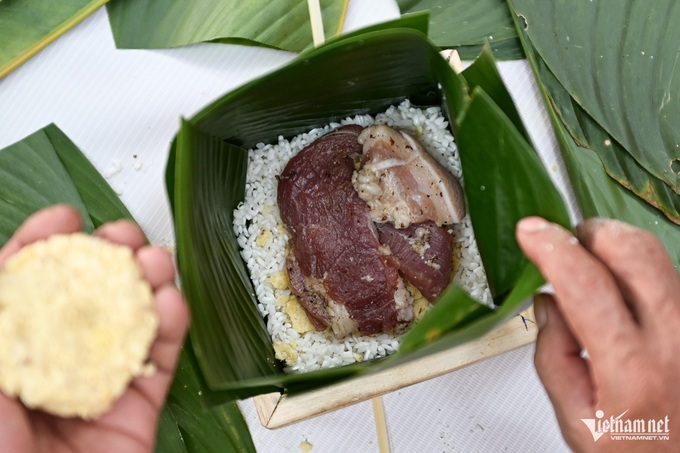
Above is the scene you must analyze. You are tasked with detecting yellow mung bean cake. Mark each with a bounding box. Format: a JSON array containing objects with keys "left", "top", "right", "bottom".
[{"left": 0, "top": 233, "right": 158, "bottom": 419}]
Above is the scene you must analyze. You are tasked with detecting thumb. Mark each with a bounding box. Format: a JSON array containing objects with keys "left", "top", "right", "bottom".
[
  {"left": 534, "top": 294, "right": 594, "bottom": 434},
  {"left": 0, "top": 205, "right": 82, "bottom": 267}
]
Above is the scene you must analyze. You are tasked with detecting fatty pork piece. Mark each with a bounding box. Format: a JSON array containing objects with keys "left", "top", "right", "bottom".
[
  {"left": 353, "top": 125, "right": 466, "bottom": 229},
  {"left": 278, "top": 125, "right": 413, "bottom": 337}
]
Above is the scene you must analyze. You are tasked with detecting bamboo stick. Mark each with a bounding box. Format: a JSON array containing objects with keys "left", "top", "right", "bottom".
[
  {"left": 307, "top": 0, "right": 325, "bottom": 47},
  {"left": 440, "top": 49, "right": 464, "bottom": 74},
  {"left": 372, "top": 396, "right": 391, "bottom": 453}
]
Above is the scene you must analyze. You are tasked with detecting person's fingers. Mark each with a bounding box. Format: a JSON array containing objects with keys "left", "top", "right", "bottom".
[
  {"left": 149, "top": 285, "right": 189, "bottom": 373},
  {"left": 0, "top": 205, "right": 82, "bottom": 266},
  {"left": 135, "top": 247, "right": 175, "bottom": 291},
  {"left": 130, "top": 285, "right": 189, "bottom": 409},
  {"left": 533, "top": 294, "right": 594, "bottom": 429},
  {"left": 516, "top": 217, "right": 640, "bottom": 362},
  {"left": 576, "top": 218, "right": 680, "bottom": 330},
  {"left": 0, "top": 393, "right": 32, "bottom": 452},
  {"left": 94, "top": 220, "right": 146, "bottom": 251}
]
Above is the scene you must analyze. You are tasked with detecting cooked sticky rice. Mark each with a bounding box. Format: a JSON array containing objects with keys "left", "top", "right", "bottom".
[
  {"left": 233, "top": 100, "right": 491, "bottom": 373},
  {"left": 0, "top": 233, "right": 158, "bottom": 418}
]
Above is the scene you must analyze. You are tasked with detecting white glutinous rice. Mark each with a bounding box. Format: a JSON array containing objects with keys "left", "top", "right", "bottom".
[{"left": 232, "top": 99, "right": 492, "bottom": 373}]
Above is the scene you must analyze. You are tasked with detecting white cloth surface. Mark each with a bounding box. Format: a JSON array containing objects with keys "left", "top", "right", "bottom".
[{"left": 0, "top": 2, "right": 574, "bottom": 451}]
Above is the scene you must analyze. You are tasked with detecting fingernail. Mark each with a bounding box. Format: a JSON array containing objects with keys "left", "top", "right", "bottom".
[
  {"left": 533, "top": 296, "right": 548, "bottom": 329},
  {"left": 517, "top": 217, "right": 550, "bottom": 233}
]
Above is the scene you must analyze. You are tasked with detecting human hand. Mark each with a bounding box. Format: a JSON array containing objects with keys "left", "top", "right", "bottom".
[
  {"left": 516, "top": 216, "right": 680, "bottom": 452},
  {"left": 0, "top": 205, "right": 189, "bottom": 453}
]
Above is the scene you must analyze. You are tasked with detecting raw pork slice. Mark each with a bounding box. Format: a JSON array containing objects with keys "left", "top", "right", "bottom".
[
  {"left": 376, "top": 221, "right": 453, "bottom": 301},
  {"left": 278, "top": 125, "right": 410, "bottom": 336}
]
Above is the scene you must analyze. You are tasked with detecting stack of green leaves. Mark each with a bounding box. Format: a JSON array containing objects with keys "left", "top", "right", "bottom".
[
  {"left": 166, "top": 14, "right": 570, "bottom": 405},
  {"left": 0, "top": 0, "right": 350, "bottom": 79},
  {"left": 0, "top": 126, "right": 256, "bottom": 453},
  {"left": 106, "top": 0, "right": 349, "bottom": 52},
  {"left": 507, "top": 0, "right": 680, "bottom": 266},
  {"left": 1, "top": 0, "right": 528, "bottom": 80}
]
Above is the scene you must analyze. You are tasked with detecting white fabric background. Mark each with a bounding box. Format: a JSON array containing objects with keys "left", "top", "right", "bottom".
[{"left": 0, "top": 2, "right": 576, "bottom": 451}]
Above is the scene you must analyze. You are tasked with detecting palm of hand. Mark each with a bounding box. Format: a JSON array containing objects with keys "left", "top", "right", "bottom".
[{"left": 0, "top": 206, "right": 188, "bottom": 453}]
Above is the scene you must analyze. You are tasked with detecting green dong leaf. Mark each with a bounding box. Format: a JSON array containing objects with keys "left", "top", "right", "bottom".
[
  {"left": 0, "top": 0, "right": 108, "bottom": 79},
  {"left": 174, "top": 119, "right": 280, "bottom": 391},
  {"left": 0, "top": 125, "right": 94, "bottom": 242},
  {"left": 531, "top": 58, "right": 680, "bottom": 225},
  {"left": 397, "top": 0, "right": 523, "bottom": 59},
  {"left": 457, "top": 87, "right": 570, "bottom": 301},
  {"left": 511, "top": 0, "right": 680, "bottom": 194},
  {"left": 511, "top": 9, "right": 680, "bottom": 268},
  {"left": 107, "top": 0, "right": 348, "bottom": 53}
]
